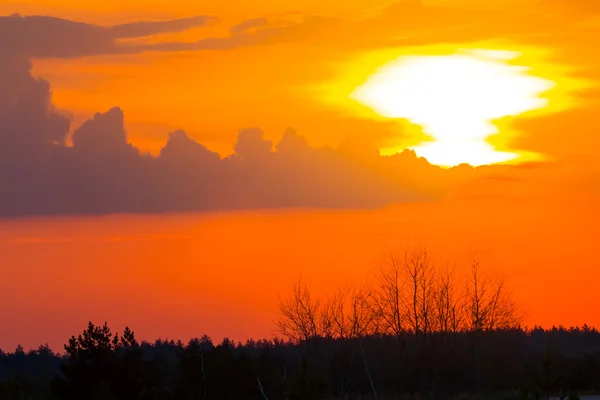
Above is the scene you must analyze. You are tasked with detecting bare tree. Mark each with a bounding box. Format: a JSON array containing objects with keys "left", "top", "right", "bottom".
[
  {"left": 274, "top": 246, "right": 526, "bottom": 399},
  {"left": 365, "top": 246, "right": 522, "bottom": 336},
  {"left": 280, "top": 280, "right": 380, "bottom": 398},
  {"left": 276, "top": 277, "right": 324, "bottom": 343},
  {"left": 463, "top": 257, "right": 522, "bottom": 332},
  {"left": 372, "top": 247, "right": 406, "bottom": 342},
  {"left": 322, "top": 285, "right": 379, "bottom": 339},
  {"left": 373, "top": 246, "right": 438, "bottom": 338},
  {"left": 402, "top": 246, "right": 436, "bottom": 337},
  {"left": 322, "top": 287, "right": 351, "bottom": 339},
  {"left": 433, "top": 264, "right": 464, "bottom": 334},
  {"left": 348, "top": 286, "right": 380, "bottom": 338}
]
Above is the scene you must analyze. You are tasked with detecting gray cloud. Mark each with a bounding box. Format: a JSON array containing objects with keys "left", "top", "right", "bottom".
[
  {"left": 107, "top": 15, "right": 218, "bottom": 39},
  {"left": 0, "top": 57, "right": 449, "bottom": 217},
  {"left": 0, "top": 13, "right": 223, "bottom": 58},
  {"left": 229, "top": 17, "right": 269, "bottom": 35},
  {"left": 3, "top": 0, "right": 591, "bottom": 60}
]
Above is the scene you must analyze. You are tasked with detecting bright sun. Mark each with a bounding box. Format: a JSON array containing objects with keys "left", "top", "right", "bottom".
[{"left": 351, "top": 49, "right": 555, "bottom": 167}]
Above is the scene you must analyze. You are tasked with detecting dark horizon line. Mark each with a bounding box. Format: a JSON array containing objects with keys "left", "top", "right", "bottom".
[{"left": 5, "top": 322, "right": 600, "bottom": 356}]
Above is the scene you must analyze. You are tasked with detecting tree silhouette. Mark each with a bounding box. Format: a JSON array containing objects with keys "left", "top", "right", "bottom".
[
  {"left": 1, "top": 248, "right": 600, "bottom": 400},
  {"left": 53, "top": 321, "right": 144, "bottom": 400}
]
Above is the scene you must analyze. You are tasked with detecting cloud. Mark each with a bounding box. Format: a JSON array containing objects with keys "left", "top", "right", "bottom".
[
  {"left": 0, "top": 57, "right": 70, "bottom": 161},
  {"left": 106, "top": 15, "right": 218, "bottom": 39},
  {"left": 229, "top": 18, "right": 269, "bottom": 35},
  {"left": 3, "top": 0, "right": 595, "bottom": 60},
  {"left": 197, "top": 0, "right": 598, "bottom": 58},
  {"left": 0, "top": 56, "right": 453, "bottom": 217},
  {"left": 233, "top": 128, "right": 273, "bottom": 160},
  {"left": 2, "top": 44, "right": 578, "bottom": 217},
  {"left": 0, "top": 13, "right": 242, "bottom": 58},
  {"left": 13, "top": 234, "right": 192, "bottom": 244}
]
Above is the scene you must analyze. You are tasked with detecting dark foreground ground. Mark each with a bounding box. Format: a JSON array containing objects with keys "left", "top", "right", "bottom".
[{"left": 1, "top": 323, "right": 600, "bottom": 399}]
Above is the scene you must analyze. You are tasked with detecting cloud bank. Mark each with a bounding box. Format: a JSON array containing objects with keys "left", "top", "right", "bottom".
[
  {"left": 0, "top": 56, "right": 463, "bottom": 216},
  {"left": 0, "top": 13, "right": 283, "bottom": 57}
]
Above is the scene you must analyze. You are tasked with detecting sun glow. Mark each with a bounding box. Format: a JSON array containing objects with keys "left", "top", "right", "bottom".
[{"left": 351, "top": 49, "right": 556, "bottom": 167}]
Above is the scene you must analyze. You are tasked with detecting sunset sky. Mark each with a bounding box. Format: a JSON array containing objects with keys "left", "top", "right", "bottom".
[{"left": 1, "top": 0, "right": 599, "bottom": 351}]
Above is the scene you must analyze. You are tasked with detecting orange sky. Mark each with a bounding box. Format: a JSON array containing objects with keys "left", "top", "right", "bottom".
[
  {"left": 1, "top": 186, "right": 598, "bottom": 351},
  {"left": 1, "top": 0, "right": 599, "bottom": 351}
]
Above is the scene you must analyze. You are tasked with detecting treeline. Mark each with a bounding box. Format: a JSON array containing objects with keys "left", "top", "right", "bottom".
[
  {"left": 0, "top": 248, "right": 599, "bottom": 399},
  {"left": 1, "top": 324, "right": 600, "bottom": 399}
]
